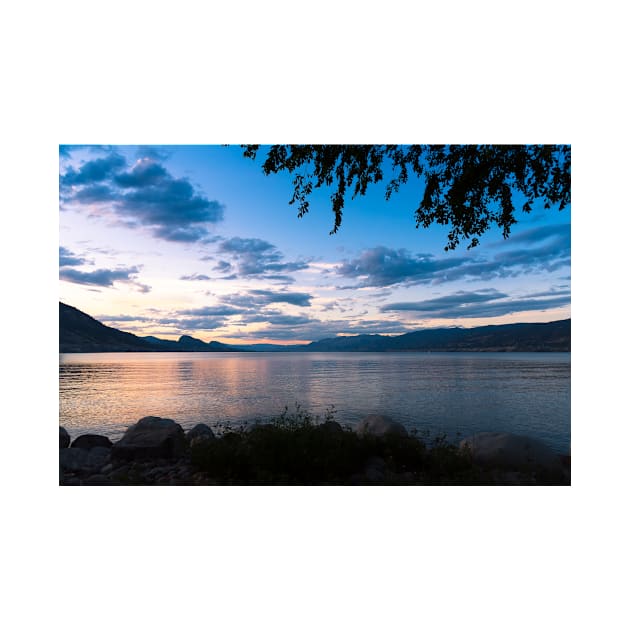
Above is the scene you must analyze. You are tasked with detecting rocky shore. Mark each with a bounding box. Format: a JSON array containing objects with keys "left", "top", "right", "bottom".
[{"left": 59, "top": 415, "right": 570, "bottom": 485}]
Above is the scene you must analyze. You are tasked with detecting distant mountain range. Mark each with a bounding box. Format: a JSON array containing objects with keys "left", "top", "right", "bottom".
[
  {"left": 59, "top": 301, "right": 571, "bottom": 353},
  {"left": 59, "top": 302, "right": 240, "bottom": 353}
]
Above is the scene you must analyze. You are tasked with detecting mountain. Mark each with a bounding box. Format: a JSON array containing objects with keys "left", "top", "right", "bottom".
[
  {"left": 59, "top": 302, "right": 239, "bottom": 353},
  {"left": 305, "top": 319, "right": 570, "bottom": 352},
  {"left": 60, "top": 301, "right": 570, "bottom": 353}
]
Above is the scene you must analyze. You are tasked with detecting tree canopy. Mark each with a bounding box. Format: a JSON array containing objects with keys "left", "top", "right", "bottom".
[{"left": 242, "top": 144, "right": 571, "bottom": 250}]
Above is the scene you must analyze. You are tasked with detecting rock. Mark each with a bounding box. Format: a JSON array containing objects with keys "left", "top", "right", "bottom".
[
  {"left": 189, "top": 435, "right": 214, "bottom": 448},
  {"left": 60, "top": 447, "right": 90, "bottom": 472},
  {"left": 186, "top": 423, "right": 216, "bottom": 442},
  {"left": 60, "top": 427, "right": 70, "bottom": 448},
  {"left": 71, "top": 434, "right": 113, "bottom": 450},
  {"left": 356, "top": 414, "right": 408, "bottom": 438},
  {"left": 60, "top": 446, "right": 110, "bottom": 473},
  {"left": 83, "top": 474, "right": 113, "bottom": 485},
  {"left": 87, "top": 446, "right": 111, "bottom": 470},
  {"left": 459, "top": 432, "right": 563, "bottom": 473},
  {"left": 111, "top": 416, "right": 186, "bottom": 461},
  {"left": 318, "top": 421, "right": 344, "bottom": 434}
]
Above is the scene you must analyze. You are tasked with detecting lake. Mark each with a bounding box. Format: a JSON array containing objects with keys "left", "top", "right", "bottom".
[{"left": 59, "top": 351, "right": 571, "bottom": 453}]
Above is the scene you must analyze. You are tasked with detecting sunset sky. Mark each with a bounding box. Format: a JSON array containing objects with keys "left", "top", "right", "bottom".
[{"left": 59, "top": 145, "right": 571, "bottom": 344}]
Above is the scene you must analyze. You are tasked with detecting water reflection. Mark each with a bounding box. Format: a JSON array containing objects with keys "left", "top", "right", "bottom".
[{"left": 59, "top": 352, "right": 570, "bottom": 452}]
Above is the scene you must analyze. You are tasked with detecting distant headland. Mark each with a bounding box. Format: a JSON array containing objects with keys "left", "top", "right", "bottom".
[{"left": 59, "top": 302, "right": 570, "bottom": 353}]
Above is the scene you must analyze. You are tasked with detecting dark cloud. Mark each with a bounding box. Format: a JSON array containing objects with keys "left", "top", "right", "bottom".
[
  {"left": 96, "top": 314, "right": 152, "bottom": 323},
  {"left": 381, "top": 288, "right": 570, "bottom": 319},
  {"left": 336, "top": 246, "right": 468, "bottom": 288},
  {"left": 61, "top": 154, "right": 126, "bottom": 186},
  {"left": 60, "top": 153, "right": 224, "bottom": 242},
  {"left": 218, "top": 237, "right": 309, "bottom": 280},
  {"left": 180, "top": 273, "right": 211, "bottom": 281},
  {"left": 59, "top": 246, "right": 89, "bottom": 267},
  {"left": 59, "top": 265, "right": 150, "bottom": 292},
  {"left": 231, "top": 316, "right": 413, "bottom": 341},
  {"left": 238, "top": 311, "right": 314, "bottom": 327},
  {"left": 223, "top": 289, "right": 313, "bottom": 308},
  {"left": 213, "top": 260, "right": 232, "bottom": 273},
  {"left": 180, "top": 306, "right": 244, "bottom": 317},
  {"left": 336, "top": 224, "right": 571, "bottom": 288}
]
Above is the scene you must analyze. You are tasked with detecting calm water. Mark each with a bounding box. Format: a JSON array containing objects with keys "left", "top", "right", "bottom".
[{"left": 59, "top": 352, "right": 571, "bottom": 452}]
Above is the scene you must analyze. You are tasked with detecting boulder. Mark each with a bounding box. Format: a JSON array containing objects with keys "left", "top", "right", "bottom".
[
  {"left": 59, "top": 448, "right": 90, "bottom": 472},
  {"left": 60, "top": 446, "right": 111, "bottom": 473},
  {"left": 186, "top": 423, "right": 216, "bottom": 442},
  {"left": 190, "top": 435, "right": 214, "bottom": 448},
  {"left": 87, "top": 446, "right": 112, "bottom": 470},
  {"left": 59, "top": 427, "right": 70, "bottom": 448},
  {"left": 356, "top": 414, "right": 408, "bottom": 438},
  {"left": 71, "top": 434, "right": 113, "bottom": 450},
  {"left": 459, "top": 432, "right": 562, "bottom": 472},
  {"left": 112, "top": 416, "right": 186, "bottom": 461}
]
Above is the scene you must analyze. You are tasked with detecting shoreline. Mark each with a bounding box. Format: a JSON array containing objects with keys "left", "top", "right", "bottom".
[{"left": 59, "top": 414, "right": 571, "bottom": 486}]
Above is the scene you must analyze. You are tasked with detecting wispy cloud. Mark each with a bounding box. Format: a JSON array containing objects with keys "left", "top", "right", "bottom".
[
  {"left": 180, "top": 273, "right": 211, "bottom": 281},
  {"left": 336, "top": 224, "right": 571, "bottom": 288},
  {"left": 59, "top": 246, "right": 89, "bottom": 267},
  {"left": 381, "top": 288, "right": 570, "bottom": 319},
  {"left": 59, "top": 266, "right": 151, "bottom": 293}
]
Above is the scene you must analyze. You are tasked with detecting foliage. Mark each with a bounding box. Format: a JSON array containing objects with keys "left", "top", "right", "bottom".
[
  {"left": 190, "top": 404, "right": 487, "bottom": 484},
  {"left": 242, "top": 144, "right": 571, "bottom": 250}
]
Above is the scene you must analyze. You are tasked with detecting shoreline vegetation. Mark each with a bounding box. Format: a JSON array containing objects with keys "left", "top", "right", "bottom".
[{"left": 59, "top": 407, "right": 571, "bottom": 486}]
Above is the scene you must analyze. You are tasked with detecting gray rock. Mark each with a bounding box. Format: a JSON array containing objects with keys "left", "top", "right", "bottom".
[
  {"left": 356, "top": 414, "right": 408, "bottom": 438},
  {"left": 189, "top": 435, "right": 214, "bottom": 448},
  {"left": 60, "top": 446, "right": 110, "bottom": 473},
  {"left": 83, "top": 474, "right": 113, "bottom": 485},
  {"left": 60, "top": 447, "right": 90, "bottom": 472},
  {"left": 60, "top": 427, "right": 70, "bottom": 448},
  {"left": 186, "top": 423, "right": 216, "bottom": 442},
  {"left": 111, "top": 416, "right": 186, "bottom": 461},
  {"left": 71, "top": 434, "right": 113, "bottom": 450},
  {"left": 459, "top": 432, "right": 562, "bottom": 473},
  {"left": 87, "top": 446, "right": 111, "bottom": 469}
]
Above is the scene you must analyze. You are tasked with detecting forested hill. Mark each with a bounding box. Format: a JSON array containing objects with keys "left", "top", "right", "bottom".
[{"left": 59, "top": 302, "right": 239, "bottom": 353}]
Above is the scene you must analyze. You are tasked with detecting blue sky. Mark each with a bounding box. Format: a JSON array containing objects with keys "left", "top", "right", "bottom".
[{"left": 59, "top": 145, "right": 571, "bottom": 343}]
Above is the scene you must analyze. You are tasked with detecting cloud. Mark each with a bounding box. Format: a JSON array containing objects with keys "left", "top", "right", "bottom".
[
  {"left": 336, "top": 247, "right": 467, "bottom": 288},
  {"left": 336, "top": 223, "right": 571, "bottom": 288},
  {"left": 96, "top": 314, "right": 152, "bottom": 323},
  {"left": 180, "top": 305, "right": 244, "bottom": 317},
  {"left": 60, "top": 153, "right": 224, "bottom": 242},
  {"left": 61, "top": 154, "right": 126, "bottom": 186},
  {"left": 213, "top": 260, "right": 232, "bottom": 273},
  {"left": 381, "top": 288, "right": 570, "bottom": 319},
  {"left": 218, "top": 237, "right": 309, "bottom": 280},
  {"left": 59, "top": 265, "right": 150, "bottom": 292},
  {"left": 59, "top": 246, "right": 89, "bottom": 267},
  {"left": 231, "top": 316, "right": 414, "bottom": 341},
  {"left": 222, "top": 289, "right": 313, "bottom": 308},
  {"left": 180, "top": 273, "right": 211, "bottom": 281}
]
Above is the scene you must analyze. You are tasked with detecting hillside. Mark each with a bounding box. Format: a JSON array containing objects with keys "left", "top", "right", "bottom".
[
  {"left": 59, "top": 303, "right": 239, "bottom": 353},
  {"left": 60, "top": 302, "right": 570, "bottom": 353},
  {"left": 304, "top": 320, "right": 570, "bottom": 352}
]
